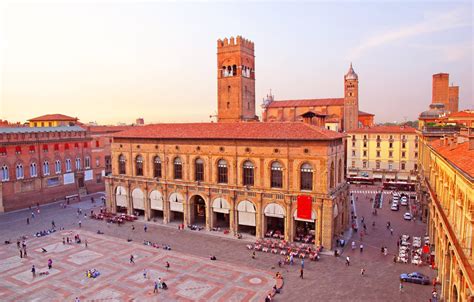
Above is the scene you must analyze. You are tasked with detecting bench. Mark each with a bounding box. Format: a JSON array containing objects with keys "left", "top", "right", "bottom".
[{"left": 65, "top": 194, "right": 79, "bottom": 204}]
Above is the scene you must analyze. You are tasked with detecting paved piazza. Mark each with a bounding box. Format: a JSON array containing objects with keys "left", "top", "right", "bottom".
[
  {"left": 0, "top": 229, "right": 272, "bottom": 301},
  {"left": 0, "top": 187, "right": 438, "bottom": 301}
]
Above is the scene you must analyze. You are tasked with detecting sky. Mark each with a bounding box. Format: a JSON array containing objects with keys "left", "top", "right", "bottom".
[{"left": 0, "top": 0, "right": 472, "bottom": 125}]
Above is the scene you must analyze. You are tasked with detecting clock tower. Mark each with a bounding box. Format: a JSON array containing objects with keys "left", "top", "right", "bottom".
[{"left": 343, "top": 63, "right": 359, "bottom": 131}]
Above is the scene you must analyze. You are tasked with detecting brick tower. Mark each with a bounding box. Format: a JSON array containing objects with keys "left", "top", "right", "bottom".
[
  {"left": 217, "top": 36, "right": 256, "bottom": 122},
  {"left": 432, "top": 73, "right": 450, "bottom": 109},
  {"left": 343, "top": 63, "right": 359, "bottom": 131}
]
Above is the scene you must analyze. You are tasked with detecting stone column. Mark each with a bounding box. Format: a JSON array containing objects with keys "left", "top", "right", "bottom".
[
  {"left": 183, "top": 192, "right": 190, "bottom": 226},
  {"left": 205, "top": 195, "right": 211, "bottom": 231},
  {"left": 144, "top": 188, "right": 151, "bottom": 221},
  {"left": 163, "top": 186, "right": 169, "bottom": 224},
  {"left": 127, "top": 183, "right": 133, "bottom": 215},
  {"left": 316, "top": 201, "right": 323, "bottom": 247},
  {"left": 256, "top": 202, "right": 263, "bottom": 239},
  {"left": 322, "top": 198, "right": 335, "bottom": 249},
  {"left": 284, "top": 202, "right": 292, "bottom": 242}
]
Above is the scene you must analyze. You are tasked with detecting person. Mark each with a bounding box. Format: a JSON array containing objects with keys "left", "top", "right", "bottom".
[
  {"left": 130, "top": 254, "right": 135, "bottom": 264},
  {"left": 360, "top": 244, "right": 364, "bottom": 253},
  {"left": 384, "top": 247, "right": 388, "bottom": 256},
  {"left": 19, "top": 249, "right": 23, "bottom": 258},
  {"left": 265, "top": 294, "right": 272, "bottom": 302},
  {"left": 27, "top": 218, "right": 30, "bottom": 225},
  {"left": 351, "top": 241, "right": 356, "bottom": 250},
  {"left": 360, "top": 268, "right": 365, "bottom": 276},
  {"left": 154, "top": 281, "right": 158, "bottom": 293},
  {"left": 62, "top": 238, "right": 65, "bottom": 245},
  {"left": 48, "top": 259, "right": 52, "bottom": 269},
  {"left": 75, "top": 297, "right": 80, "bottom": 302},
  {"left": 52, "top": 220, "right": 55, "bottom": 228},
  {"left": 31, "top": 212, "right": 35, "bottom": 219},
  {"left": 143, "top": 269, "right": 147, "bottom": 279},
  {"left": 346, "top": 256, "right": 350, "bottom": 266},
  {"left": 85, "top": 239, "right": 88, "bottom": 248},
  {"left": 144, "top": 224, "right": 148, "bottom": 232},
  {"left": 24, "top": 248, "right": 27, "bottom": 257},
  {"left": 278, "top": 259, "right": 282, "bottom": 268},
  {"left": 386, "top": 221, "right": 390, "bottom": 229},
  {"left": 399, "top": 281, "right": 403, "bottom": 292},
  {"left": 132, "top": 225, "right": 135, "bottom": 231},
  {"left": 165, "top": 261, "right": 170, "bottom": 270},
  {"left": 79, "top": 220, "right": 82, "bottom": 228},
  {"left": 290, "top": 254, "right": 294, "bottom": 265},
  {"left": 252, "top": 251, "right": 256, "bottom": 259},
  {"left": 300, "top": 268, "right": 304, "bottom": 279},
  {"left": 390, "top": 227, "right": 393, "bottom": 236},
  {"left": 432, "top": 290, "right": 438, "bottom": 302},
  {"left": 301, "top": 258, "right": 304, "bottom": 270},
  {"left": 210, "top": 255, "right": 217, "bottom": 260},
  {"left": 31, "top": 265, "right": 36, "bottom": 277},
  {"left": 42, "top": 247, "right": 47, "bottom": 253}
]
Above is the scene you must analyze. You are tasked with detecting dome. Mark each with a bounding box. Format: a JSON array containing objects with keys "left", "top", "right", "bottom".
[
  {"left": 345, "top": 63, "right": 358, "bottom": 80},
  {"left": 419, "top": 103, "right": 447, "bottom": 119}
]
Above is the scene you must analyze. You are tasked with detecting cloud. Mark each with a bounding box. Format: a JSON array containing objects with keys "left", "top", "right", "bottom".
[{"left": 350, "top": 7, "right": 472, "bottom": 59}]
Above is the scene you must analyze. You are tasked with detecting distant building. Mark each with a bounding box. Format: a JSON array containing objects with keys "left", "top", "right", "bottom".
[
  {"left": 261, "top": 64, "right": 374, "bottom": 132},
  {"left": 346, "top": 125, "right": 418, "bottom": 182},
  {"left": 28, "top": 114, "right": 78, "bottom": 128},
  {"left": 432, "top": 73, "right": 459, "bottom": 113},
  {"left": 135, "top": 118, "right": 144, "bottom": 125}
]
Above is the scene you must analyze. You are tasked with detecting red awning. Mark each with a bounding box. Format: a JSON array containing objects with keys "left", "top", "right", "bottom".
[
  {"left": 15, "top": 146, "right": 21, "bottom": 152},
  {"left": 54, "top": 144, "right": 59, "bottom": 150},
  {"left": 65, "top": 143, "right": 69, "bottom": 150},
  {"left": 42, "top": 144, "right": 48, "bottom": 150},
  {"left": 0, "top": 147, "right": 6, "bottom": 154},
  {"left": 83, "top": 142, "right": 88, "bottom": 148},
  {"left": 297, "top": 195, "right": 312, "bottom": 220},
  {"left": 29, "top": 145, "right": 35, "bottom": 151}
]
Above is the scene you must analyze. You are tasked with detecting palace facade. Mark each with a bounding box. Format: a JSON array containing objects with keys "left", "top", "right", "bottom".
[{"left": 105, "top": 36, "right": 350, "bottom": 248}]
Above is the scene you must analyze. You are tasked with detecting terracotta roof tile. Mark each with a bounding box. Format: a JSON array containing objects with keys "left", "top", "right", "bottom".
[
  {"left": 348, "top": 125, "right": 416, "bottom": 134},
  {"left": 358, "top": 110, "right": 374, "bottom": 116},
  {"left": 114, "top": 122, "right": 345, "bottom": 141},
  {"left": 447, "top": 111, "right": 474, "bottom": 119},
  {"left": 28, "top": 114, "right": 78, "bottom": 122},
  {"left": 430, "top": 139, "right": 474, "bottom": 178},
  {"left": 85, "top": 125, "right": 135, "bottom": 133},
  {"left": 267, "top": 98, "right": 344, "bottom": 108}
]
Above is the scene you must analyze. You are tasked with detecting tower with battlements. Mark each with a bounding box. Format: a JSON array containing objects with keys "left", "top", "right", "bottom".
[{"left": 217, "top": 36, "right": 256, "bottom": 122}]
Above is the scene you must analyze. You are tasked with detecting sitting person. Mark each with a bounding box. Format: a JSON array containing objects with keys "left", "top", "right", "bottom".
[
  {"left": 41, "top": 248, "right": 47, "bottom": 253},
  {"left": 161, "top": 281, "right": 168, "bottom": 290},
  {"left": 97, "top": 230, "right": 104, "bottom": 234},
  {"left": 210, "top": 255, "right": 217, "bottom": 261},
  {"left": 272, "top": 285, "right": 280, "bottom": 294}
]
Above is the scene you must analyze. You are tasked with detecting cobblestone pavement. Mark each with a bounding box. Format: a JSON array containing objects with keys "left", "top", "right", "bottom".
[{"left": 0, "top": 187, "right": 437, "bottom": 301}]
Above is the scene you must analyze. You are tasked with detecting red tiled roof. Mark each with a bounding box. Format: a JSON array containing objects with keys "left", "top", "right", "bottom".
[
  {"left": 85, "top": 125, "right": 135, "bottom": 133},
  {"left": 348, "top": 125, "right": 416, "bottom": 134},
  {"left": 28, "top": 114, "right": 78, "bottom": 122},
  {"left": 358, "top": 110, "right": 374, "bottom": 116},
  {"left": 447, "top": 111, "right": 474, "bottom": 119},
  {"left": 114, "top": 122, "right": 345, "bottom": 141},
  {"left": 430, "top": 139, "right": 474, "bottom": 178},
  {"left": 267, "top": 98, "right": 344, "bottom": 108}
]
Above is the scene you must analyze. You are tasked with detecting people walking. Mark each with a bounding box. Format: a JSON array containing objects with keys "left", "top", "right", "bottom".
[
  {"left": 386, "top": 221, "right": 390, "bottom": 229},
  {"left": 48, "top": 258, "right": 52, "bottom": 269},
  {"left": 390, "top": 228, "right": 393, "bottom": 236},
  {"left": 360, "top": 244, "right": 364, "bottom": 253},
  {"left": 345, "top": 256, "right": 350, "bottom": 266},
  {"left": 300, "top": 268, "right": 304, "bottom": 279},
  {"left": 252, "top": 251, "right": 256, "bottom": 259},
  {"left": 399, "top": 281, "right": 404, "bottom": 292},
  {"left": 165, "top": 261, "right": 170, "bottom": 270},
  {"left": 52, "top": 220, "right": 55, "bottom": 228},
  {"left": 143, "top": 269, "right": 147, "bottom": 279},
  {"left": 144, "top": 224, "right": 148, "bottom": 232},
  {"left": 301, "top": 259, "right": 305, "bottom": 270},
  {"left": 19, "top": 249, "right": 23, "bottom": 258},
  {"left": 360, "top": 268, "right": 365, "bottom": 276},
  {"left": 79, "top": 220, "right": 82, "bottom": 228},
  {"left": 130, "top": 254, "right": 135, "bottom": 264},
  {"left": 31, "top": 265, "right": 36, "bottom": 277},
  {"left": 85, "top": 239, "right": 88, "bottom": 248},
  {"left": 154, "top": 281, "right": 158, "bottom": 293},
  {"left": 27, "top": 218, "right": 30, "bottom": 225},
  {"left": 351, "top": 241, "right": 356, "bottom": 250}
]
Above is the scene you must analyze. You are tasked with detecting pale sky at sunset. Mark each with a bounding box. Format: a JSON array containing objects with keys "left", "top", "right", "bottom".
[{"left": 1, "top": 1, "right": 472, "bottom": 125}]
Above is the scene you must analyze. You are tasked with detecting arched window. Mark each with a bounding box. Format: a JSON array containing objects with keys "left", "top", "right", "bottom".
[
  {"left": 243, "top": 160, "right": 254, "bottom": 186},
  {"left": 84, "top": 156, "right": 91, "bottom": 169},
  {"left": 55, "top": 160, "right": 61, "bottom": 174},
  {"left": 338, "top": 159, "right": 342, "bottom": 184},
  {"left": 135, "top": 155, "right": 144, "bottom": 176},
  {"left": 174, "top": 157, "right": 182, "bottom": 179},
  {"left": 330, "top": 162, "right": 335, "bottom": 189},
  {"left": 195, "top": 158, "right": 204, "bottom": 181},
  {"left": 30, "top": 163, "right": 37, "bottom": 177},
  {"left": 75, "top": 158, "right": 81, "bottom": 170},
  {"left": 43, "top": 161, "right": 50, "bottom": 176},
  {"left": 1, "top": 165, "right": 9, "bottom": 181},
  {"left": 153, "top": 156, "right": 162, "bottom": 178},
  {"left": 118, "top": 154, "right": 126, "bottom": 175},
  {"left": 65, "top": 158, "right": 72, "bottom": 172},
  {"left": 217, "top": 159, "right": 228, "bottom": 183},
  {"left": 270, "top": 161, "right": 283, "bottom": 188},
  {"left": 300, "top": 163, "right": 313, "bottom": 191},
  {"left": 16, "top": 164, "right": 24, "bottom": 179}
]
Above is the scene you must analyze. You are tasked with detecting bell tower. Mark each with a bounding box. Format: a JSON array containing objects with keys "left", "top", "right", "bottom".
[
  {"left": 344, "top": 63, "right": 359, "bottom": 131},
  {"left": 217, "top": 36, "right": 256, "bottom": 122}
]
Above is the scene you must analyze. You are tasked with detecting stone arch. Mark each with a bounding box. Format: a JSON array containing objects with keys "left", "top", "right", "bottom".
[
  {"left": 169, "top": 192, "right": 184, "bottom": 212},
  {"left": 131, "top": 188, "right": 144, "bottom": 210},
  {"left": 264, "top": 202, "right": 286, "bottom": 218},
  {"left": 237, "top": 200, "right": 257, "bottom": 227},
  {"left": 149, "top": 190, "right": 163, "bottom": 210},
  {"left": 212, "top": 197, "right": 230, "bottom": 214},
  {"left": 115, "top": 185, "right": 127, "bottom": 207}
]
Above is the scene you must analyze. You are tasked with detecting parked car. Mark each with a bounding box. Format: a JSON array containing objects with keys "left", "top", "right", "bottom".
[
  {"left": 400, "top": 272, "right": 430, "bottom": 285},
  {"left": 400, "top": 196, "right": 408, "bottom": 206},
  {"left": 391, "top": 204, "right": 399, "bottom": 211},
  {"left": 403, "top": 212, "right": 412, "bottom": 220}
]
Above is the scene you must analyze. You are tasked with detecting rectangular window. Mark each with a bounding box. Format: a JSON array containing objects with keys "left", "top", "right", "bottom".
[
  {"left": 363, "top": 142, "right": 367, "bottom": 148},
  {"left": 401, "top": 162, "right": 406, "bottom": 170},
  {"left": 376, "top": 151, "right": 380, "bottom": 157},
  {"left": 389, "top": 142, "right": 393, "bottom": 148},
  {"left": 174, "top": 163, "right": 182, "bottom": 179},
  {"left": 414, "top": 163, "right": 418, "bottom": 171},
  {"left": 376, "top": 161, "right": 380, "bottom": 169},
  {"left": 195, "top": 162, "right": 204, "bottom": 181},
  {"left": 376, "top": 142, "right": 380, "bottom": 148},
  {"left": 15, "top": 146, "right": 21, "bottom": 154},
  {"left": 218, "top": 164, "right": 228, "bottom": 184},
  {"left": 243, "top": 166, "right": 254, "bottom": 186},
  {"left": 271, "top": 168, "right": 283, "bottom": 188},
  {"left": 389, "top": 151, "right": 393, "bottom": 158},
  {"left": 95, "top": 140, "right": 100, "bottom": 148},
  {"left": 363, "top": 161, "right": 367, "bottom": 168},
  {"left": 352, "top": 150, "right": 356, "bottom": 156},
  {"left": 415, "top": 152, "right": 418, "bottom": 158},
  {"left": 363, "top": 150, "right": 367, "bottom": 157},
  {"left": 402, "top": 142, "right": 406, "bottom": 149},
  {"left": 402, "top": 151, "right": 406, "bottom": 158},
  {"left": 388, "top": 162, "right": 393, "bottom": 170},
  {"left": 352, "top": 141, "right": 355, "bottom": 147}
]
